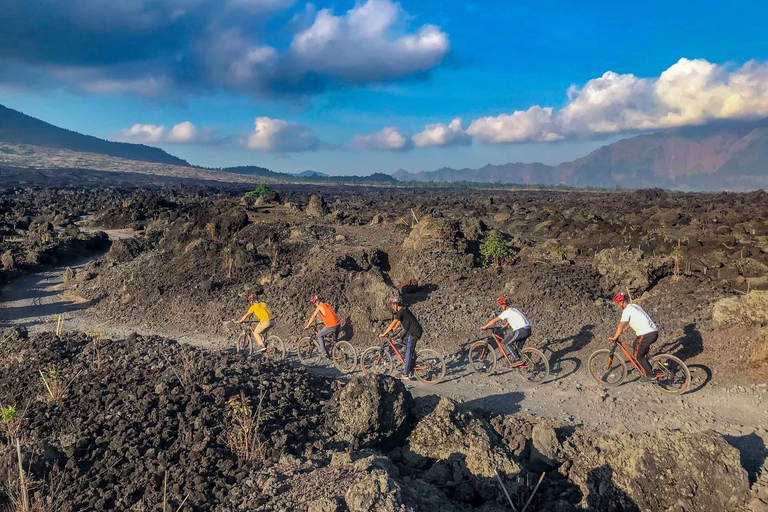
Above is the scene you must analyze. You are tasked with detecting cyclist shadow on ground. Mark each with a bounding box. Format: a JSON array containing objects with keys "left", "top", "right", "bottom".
[
  {"left": 545, "top": 324, "right": 596, "bottom": 382},
  {"left": 441, "top": 349, "right": 470, "bottom": 384},
  {"left": 723, "top": 432, "right": 768, "bottom": 486},
  {"left": 462, "top": 391, "right": 524, "bottom": 415},
  {"left": 657, "top": 323, "right": 704, "bottom": 361}
]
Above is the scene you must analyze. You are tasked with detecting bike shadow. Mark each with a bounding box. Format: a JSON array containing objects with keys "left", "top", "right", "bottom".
[
  {"left": 548, "top": 356, "right": 581, "bottom": 382},
  {"left": 441, "top": 347, "right": 471, "bottom": 384},
  {"left": 462, "top": 391, "right": 524, "bottom": 415},
  {"left": 685, "top": 364, "right": 712, "bottom": 394}
]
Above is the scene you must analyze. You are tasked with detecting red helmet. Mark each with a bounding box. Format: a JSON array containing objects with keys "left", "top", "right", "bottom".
[
  {"left": 613, "top": 293, "right": 628, "bottom": 304},
  {"left": 311, "top": 294, "right": 320, "bottom": 305},
  {"left": 388, "top": 296, "right": 403, "bottom": 306},
  {"left": 497, "top": 296, "right": 511, "bottom": 307},
  {"left": 246, "top": 293, "right": 257, "bottom": 302}
]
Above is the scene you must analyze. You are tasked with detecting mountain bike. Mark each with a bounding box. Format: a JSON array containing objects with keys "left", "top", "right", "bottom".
[
  {"left": 296, "top": 322, "right": 357, "bottom": 374},
  {"left": 468, "top": 328, "right": 550, "bottom": 384},
  {"left": 588, "top": 336, "right": 690, "bottom": 394},
  {"left": 231, "top": 321, "right": 286, "bottom": 361},
  {"left": 360, "top": 336, "right": 446, "bottom": 384}
]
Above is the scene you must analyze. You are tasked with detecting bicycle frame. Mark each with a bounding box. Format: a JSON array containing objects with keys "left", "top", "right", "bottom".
[
  {"left": 485, "top": 331, "right": 535, "bottom": 369},
  {"left": 382, "top": 337, "right": 427, "bottom": 371},
  {"left": 609, "top": 340, "right": 662, "bottom": 378}
]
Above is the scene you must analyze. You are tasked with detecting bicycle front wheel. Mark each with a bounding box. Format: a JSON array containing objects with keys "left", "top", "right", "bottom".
[
  {"left": 517, "top": 348, "right": 549, "bottom": 385},
  {"left": 588, "top": 349, "right": 627, "bottom": 387},
  {"left": 297, "top": 337, "right": 319, "bottom": 365},
  {"left": 233, "top": 333, "right": 251, "bottom": 355},
  {"left": 264, "top": 335, "right": 286, "bottom": 361},
  {"left": 468, "top": 341, "right": 497, "bottom": 376},
  {"left": 360, "top": 347, "right": 393, "bottom": 375},
  {"left": 413, "top": 349, "right": 446, "bottom": 384},
  {"left": 332, "top": 341, "right": 357, "bottom": 374},
  {"left": 650, "top": 354, "right": 690, "bottom": 394}
]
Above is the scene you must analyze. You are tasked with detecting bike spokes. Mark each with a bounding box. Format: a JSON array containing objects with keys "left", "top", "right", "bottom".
[
  {"left": 650, "top": 354, "right": 690, "bottom": 394},
  {"left": 468, "top": 341, "right": 496, "bottom": 376},
  {"left": 413, "top": 349, "right": 445, "bottom": 384},
  {"left": 588, "top": 349, "right": 627, "bottom": 387},
  {"left": 517, "top": 348, "right": 549, "bottom": 384}
]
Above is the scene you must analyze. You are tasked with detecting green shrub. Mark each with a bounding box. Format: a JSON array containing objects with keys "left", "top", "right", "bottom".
[
  {"left": 480, "top": 230, "right": 512, "bottom": 268},
  {"left": 244, "top": 184, "right": 273, "bottom": 201}
]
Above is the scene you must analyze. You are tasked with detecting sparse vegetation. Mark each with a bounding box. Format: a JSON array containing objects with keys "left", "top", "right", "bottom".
[
  {"left": 39, "top": 366, "right": 66, "bottom": 404},
  {"left": 1, "top": 404, "right": 23, "bottom": 442},
  {"left": 550, "top": 243, "right": 567, "bottom": 261},
  {"left": 205, "top": 222, "right": 217, "bottom": 241},
  {"left": 244, "top": 183, "right": 273, "bottom": 201},
  {"left": 479, "top": 230, "right": 512, "bottom": 268},
  {"left": 672, "top": 240, "right": 683, "bottom": 281},
  {"left": 225, "top": 392, "right": 266, "bottom": 462},
  {"left": 86, "top": 327, "right": 109, "bottom": 369}
]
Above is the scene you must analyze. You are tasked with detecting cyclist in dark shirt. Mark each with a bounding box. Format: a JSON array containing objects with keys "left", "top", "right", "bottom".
[{"left": 379, "top": 295, "right": 423, "bottom": 379}]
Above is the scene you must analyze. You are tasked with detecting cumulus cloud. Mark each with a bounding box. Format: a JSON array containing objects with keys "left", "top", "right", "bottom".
[
  {"left": 0, "top": 0, "right": 449, "bottom": 98},
  {"left": 466, "top": 58, "right": 768, "bottom": 144},
  {"left": 412, "top": 118, "right": 471, "bottom": 148},
  {"left": 351, "top": 127, "right": 412, "bottom": 151},
  {"left": 246, "top": 117, "right": 320, "bottom": 152},
  {"left": 118, "top": 122, "right": 216, "bottom": 144}
]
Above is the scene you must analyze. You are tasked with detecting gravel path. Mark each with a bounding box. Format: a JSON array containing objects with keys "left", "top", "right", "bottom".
[{"left": 2, "top": 235, "right": 767, "bottom": 477}]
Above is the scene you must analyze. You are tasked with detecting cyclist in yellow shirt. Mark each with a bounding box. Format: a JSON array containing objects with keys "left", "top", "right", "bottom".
[{"left": 237, "top": 293, "right": 275, "bottom": 353}]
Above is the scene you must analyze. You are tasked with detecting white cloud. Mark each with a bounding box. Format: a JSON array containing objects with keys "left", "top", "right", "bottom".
[
  {"left": 351, "top": 127, "right": 411, "bottom": 151},
  {"left": 286, "top": 0, "right": 450, "bottom": 84},
  {"left": 466, "top": 58, "right": 768, "bottom": 144},
  {"left": 411, "top": 118, "right": 469, "bottom": 148},
  {"left": 246, "top": 117, "right": 320, "bottom": 152},
  {"left": 117, "top": 121, "right": 215, "bottom": 144}
]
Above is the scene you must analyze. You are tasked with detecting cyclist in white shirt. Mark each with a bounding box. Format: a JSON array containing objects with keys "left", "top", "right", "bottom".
[
  {"left": 609, "top": 293, "right": 659, "bottom": 382},
  {"left": 481, "top": 297, "right": 531, "bottom": 366}
]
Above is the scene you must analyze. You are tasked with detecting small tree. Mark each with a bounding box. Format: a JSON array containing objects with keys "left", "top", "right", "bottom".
[
  {"left": 244, "top": 184, "right": 273, "bottom": 201},
  {"left": 480, "top": 230, "right": 512, "bottom": 268}
]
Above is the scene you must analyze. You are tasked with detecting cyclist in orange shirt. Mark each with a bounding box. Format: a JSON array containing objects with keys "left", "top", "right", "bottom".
[{"left": 303, "top": 295, "right": 341, "bottom": 358}]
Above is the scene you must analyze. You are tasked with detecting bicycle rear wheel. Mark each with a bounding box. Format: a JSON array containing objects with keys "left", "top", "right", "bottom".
[
  {"left": 264, "top": 335, "right": 285, "bottom": 361},
  {"left": 588, "top": 349, "right": 627, "bottom": 387},
  {"left": 297, "top": 337, "right": 320, "bottom": 366},
  {"left": 413, "top": 349, "right": 446, "bottom": 384},
  {"left": 332, "top": 341, "right": 357, "bottom": 374},
  {"left": 468, "top": 341, "right": 497, "bottom": 376},
  {"left": 517, "top": 348, "right": 549, "bottom": 384},
  {"left": 650, "top": 354, "right": 690, "bottom": 394},
  {"left": 360, "top": 347, "right": 393, "bottom": 375}
]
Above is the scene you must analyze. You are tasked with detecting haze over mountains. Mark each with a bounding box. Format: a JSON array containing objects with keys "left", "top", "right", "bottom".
[
  {"left": 1, "top": 103, "right": 768, "bottom": 190},
  {"left": 396, "top": 119, "right": 768, "bottom": 190}
]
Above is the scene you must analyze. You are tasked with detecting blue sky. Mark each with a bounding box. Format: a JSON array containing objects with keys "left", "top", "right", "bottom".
[{"left": 1, "top": 0, "right": 767, "bottom": 175}]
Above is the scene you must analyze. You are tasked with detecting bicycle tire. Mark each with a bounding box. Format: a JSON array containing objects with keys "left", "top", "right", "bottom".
[
  {"left": 468, "top": 341, "right": 497, "bottom": 376},
  {"left": 233, "top": 333, "right": 251, "bottom": 355},
  {"left": 650, "top": 354, "right": 691, "bottom": 394},
  {"left": 332, "top": 341, "right": 357, "bottom": 374},
  {"left": 360, "top": 347, "right": 393, "bottom": 375},
  {"left": 264, "top": 335, "right": 286, "bottom": 361},
  {"left": 297, "top": 337, "right": 319, "bottom": 366},
  {"left": 413, "top": 349, "right": 446, "bottom": 384},
  {"left": 588, "top": 349, "right": 627, "bottom": 387},
  {"left": 517, "top": 348, "right": 549, "bottom": 384}
]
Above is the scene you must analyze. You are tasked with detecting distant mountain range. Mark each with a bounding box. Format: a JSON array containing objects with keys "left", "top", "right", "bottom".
[
  {"left": 3, "top": 102, "right": 768, "bottom": 190},
  {"left": 0, "top": 104, "right": 189, "bottom": 166},
  {"left": 395, "top": 119, "right": 768, "bottom": 190}
]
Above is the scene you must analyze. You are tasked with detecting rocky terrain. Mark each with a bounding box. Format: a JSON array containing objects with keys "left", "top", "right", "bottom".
[
  {"left": 0, "top": 329, "right": 759, "bottom": 511},
  {"left": 1, "top": 184, "right": 768, "bottom": 511}
]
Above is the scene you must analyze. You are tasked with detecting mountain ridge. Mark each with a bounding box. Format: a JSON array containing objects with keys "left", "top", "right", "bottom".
[{"left": 0, "top": 104, "right": 190, "bottom": 167}]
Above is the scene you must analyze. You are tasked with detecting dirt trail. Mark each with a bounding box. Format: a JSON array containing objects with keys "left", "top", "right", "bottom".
[{"left": 2, "top": 236, "right": 767, "bottom": 473}]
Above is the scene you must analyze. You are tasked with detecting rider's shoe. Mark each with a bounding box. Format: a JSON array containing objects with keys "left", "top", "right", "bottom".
[
  {"left": 640, "top": 376, "right": 656, "bottom": 382},
  {"left": 400, "top": 374, "right": 413, "bottom": 381},
  {"left": 254, "top": 346, "right": 267, "bottom": 354}
]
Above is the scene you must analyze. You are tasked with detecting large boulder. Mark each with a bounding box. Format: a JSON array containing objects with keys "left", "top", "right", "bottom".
[
  {"left": 344, "top": 470, "right": 404, "bottom": 512},
  {"left": 344, "top": 268, "right": 399, "bottom": 335},
  {"left": 307, "top": 195, "right": 330, "bottom": 218},
  {"left": 593, "top": 248, "right": 670, "bottom": 295},
  {"left": 564, "top": 426, "right": 750, "bottom": 512},
  {"left": 325, "top": 374, "right": 412, "bottom": 449},
  {"left": 403, "top": 398, "right": 521, "bottom": 502},
  {"left": 105, "top": 237, "right": 150, "bottom": 264},
  {"left": 393, "top": 217, "right": 472, "bottom": 285},
  {"left": 712, "top": 291, "right": 768, "bottom": 327}
]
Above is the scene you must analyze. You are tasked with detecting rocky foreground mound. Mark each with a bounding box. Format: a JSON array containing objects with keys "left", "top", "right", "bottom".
[{"left": 0, "top": 330, "right": 756, "bottom": 511}]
